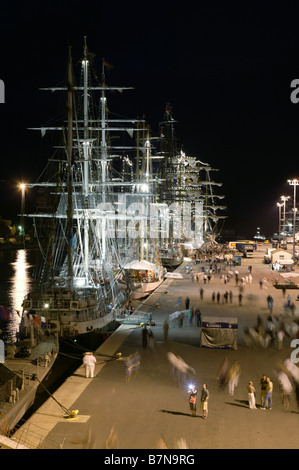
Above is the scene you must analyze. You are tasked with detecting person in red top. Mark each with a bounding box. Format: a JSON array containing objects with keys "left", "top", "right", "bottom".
[{"left": 188, "top": 386, "right": 197, "bottom": 417}]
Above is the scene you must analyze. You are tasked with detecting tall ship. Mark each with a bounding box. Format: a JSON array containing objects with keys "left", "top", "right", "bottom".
[
  {"left": 21, "top": 39, "right": 133, "bottom": 339},
  {"left": 155, "top": 104, "right": 226, "bottom": 257},
  {"left": 115, "top": 128, "right": 166, "bottom": 299}
]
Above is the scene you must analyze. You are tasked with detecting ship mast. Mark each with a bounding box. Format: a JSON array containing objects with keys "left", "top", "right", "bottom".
[
  {"left": 82, "top": 37, "right": 90, "bottom": 282},
  {"left": 100, "top": 57, "right": 108, "bottom": 260},
  {"left": 67, "top": 45, "right": 74, "bottom": 290}
]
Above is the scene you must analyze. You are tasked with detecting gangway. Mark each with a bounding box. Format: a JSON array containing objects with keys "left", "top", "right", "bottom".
[{"left": 114, "top": 309, "right": 153, "bottom": 325}]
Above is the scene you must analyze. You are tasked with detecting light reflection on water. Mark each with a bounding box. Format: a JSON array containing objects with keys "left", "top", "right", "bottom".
[
  {"left": 10, "top": 250, "right": 32, "bottom": 313},
  {"left": 0, "top": 249, "right": 34, "bottom": 342}
]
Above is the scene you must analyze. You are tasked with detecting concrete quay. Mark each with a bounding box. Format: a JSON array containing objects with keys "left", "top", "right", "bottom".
[{"left": 12, "top": 246, "right": 299, "bottom": 450}]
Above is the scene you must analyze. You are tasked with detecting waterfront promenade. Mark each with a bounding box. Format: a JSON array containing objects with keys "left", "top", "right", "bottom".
[{"left": 12, "top": 246, "right": 299, "bottom": 449}]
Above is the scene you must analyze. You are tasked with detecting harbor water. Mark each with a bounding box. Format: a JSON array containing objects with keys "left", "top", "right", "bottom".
[{"left": 0, "top": 248, "right": 37, "bottom": 343}]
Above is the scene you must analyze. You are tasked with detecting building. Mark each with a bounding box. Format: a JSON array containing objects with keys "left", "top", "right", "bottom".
[{"left": 270, "top": 249, "right": 293, "bottom": 270}]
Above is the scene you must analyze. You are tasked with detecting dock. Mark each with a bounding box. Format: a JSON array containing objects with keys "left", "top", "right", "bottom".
[{"left": 10, "top": 247, "right": 299, "bottom": 449}]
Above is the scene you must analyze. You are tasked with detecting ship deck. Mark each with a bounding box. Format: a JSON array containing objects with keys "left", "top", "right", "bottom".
[{"left": 0, "top": 335, "right": 58, "bottom": 431}]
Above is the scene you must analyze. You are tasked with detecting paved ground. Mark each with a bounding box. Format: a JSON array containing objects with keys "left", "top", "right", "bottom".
[{"left": 12, "top": 246, "right": 299, "bottom": 450}]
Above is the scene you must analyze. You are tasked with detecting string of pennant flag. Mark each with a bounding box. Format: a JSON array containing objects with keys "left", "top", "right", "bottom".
[{"left": 0, "top": 306, "right": 46, "bottom": 328}]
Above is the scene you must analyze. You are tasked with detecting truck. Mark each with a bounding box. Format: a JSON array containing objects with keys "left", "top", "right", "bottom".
[{"left": 235, "top": 242, "right": 254, "bottom": 258}]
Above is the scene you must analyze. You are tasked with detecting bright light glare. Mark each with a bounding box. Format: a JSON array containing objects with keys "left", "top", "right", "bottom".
[{"left": 140, "top": 184, "right": 148, "bottom": 192}]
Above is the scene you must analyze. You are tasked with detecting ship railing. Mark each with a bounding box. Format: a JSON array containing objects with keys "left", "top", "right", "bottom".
[
  {"left": 8, "top": 420, "right": 63, "bottom": 449},
  {"left": 113, "top": 307, "right": 131, "bottom": 318},
  {"left": 114, "top": 309, "right": 153, "bottom": 325},
  {"left": 0, "top": 376, "right": 20, "bottom": 406},
  {"left": 0, "top": 344, "right": 58, "bottom": 407}
]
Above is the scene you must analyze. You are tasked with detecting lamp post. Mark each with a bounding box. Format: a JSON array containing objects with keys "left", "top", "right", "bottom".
[
  {"left": 288, "top": 179, "right": 299, "bottom": 261},
  {"left": 277, "top": 202, "right": 283, "bottom": 248},
  {"left": 19, "top": 182, "right": 26, "bottom": 243},
  {"left": 19, "top": 183, "right": 26, "bottom": 238},
  {"left": 281, "top": 196, "right": 290, "bottom": 249}
]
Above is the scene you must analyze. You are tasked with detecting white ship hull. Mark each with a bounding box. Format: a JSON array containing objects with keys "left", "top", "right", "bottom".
[
  {"left": 129, "top": 278, "right": 164, "bottom": 299},
  {"left": 60, "top": 311, "right": 115, "bottom": 336}
]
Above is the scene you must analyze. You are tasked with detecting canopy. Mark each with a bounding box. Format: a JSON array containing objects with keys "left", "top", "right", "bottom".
[
  {"left": 123, "top": 260, "right": 156, "bottom": 271},
  {"left": 164, "top": 272, "right": 184, "bottom": 279},
  {"left": 200, "top": 316, "right": 238, "bottom": 350}
]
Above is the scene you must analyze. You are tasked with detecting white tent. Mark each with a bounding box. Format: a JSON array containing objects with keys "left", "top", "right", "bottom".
[{"left": 123, "top": 260, "right": 156, "bottom": 270}]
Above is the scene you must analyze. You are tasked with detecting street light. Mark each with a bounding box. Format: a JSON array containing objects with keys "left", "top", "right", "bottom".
[
  {"left": 19, "top": 183, "right": 26, "bottom": 238},
  {"left": 281, "top": 196, "right": 290, "bottom": 248},
  {"left": 277, "top": 202, "right": 283, "bottom": 248},
  {"left": 287, "top": 179, "right": 299, "bottom": 261}
]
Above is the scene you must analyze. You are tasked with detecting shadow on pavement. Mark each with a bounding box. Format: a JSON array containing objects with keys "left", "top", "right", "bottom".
[
  {"left": 225, "top": 399, "right": 249, "bottom": 409},
  {"left": 160, "top": 409, "right": 201, "bottom": 418}
]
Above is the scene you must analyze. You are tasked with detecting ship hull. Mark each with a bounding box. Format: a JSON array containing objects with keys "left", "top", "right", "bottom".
[
  {"left": 119, "top": 277, "right": 164, "bottom": 300},
  {"left": 160, "top": 256, "right": 183, "bottom": 270},
  {"left": 22, "top": 287, "right": 127, "bottom": 340}
]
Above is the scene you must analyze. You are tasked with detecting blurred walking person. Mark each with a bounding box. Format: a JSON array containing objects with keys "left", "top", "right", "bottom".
[
  {"left": 147, "top": 328, "right": 155, "bottom": 351},
  {"left": 227, "top": 361, "right": 241, "bottom": 396},
  {"left": 277, "top": 369, "right": 293, "bottom": 412},
  {"left": 277, "top": 328, "right": 285, "bottom": 350},
  {"left": 124, "top": 352, "right": 141, "bottom": 383},
  {"left": 163, "top": 320, "right": 169, "bottom": 342},
  {"left": 142, "top": 325, "right": 148, "bottom": 349},
  {"left": 175, "top": 296, "right": 182, "bottom": 310},
  {"left": 200, "top": 288, "right": 204, "bottom": 300},
  {"left": 267, "top": 295, "right": 274, "bottom": 314},
  {"left": 217, "top": 357, "right": 229, "bottom": 389},
  {"left": 167, "top": 352, "right": 195, "bottom": 386},
  {"left": 196, "top": 309, "right": 202, "bottom": 327}
]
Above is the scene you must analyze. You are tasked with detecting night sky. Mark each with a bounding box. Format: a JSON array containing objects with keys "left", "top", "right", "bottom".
[{"left": 1, "top": 1, "right": 299, "bottom": 239}]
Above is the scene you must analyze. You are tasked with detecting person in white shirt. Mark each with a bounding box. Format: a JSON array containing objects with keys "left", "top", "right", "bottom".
[{"left": 83, "top": 352, "right": 97, "bottom": 378}]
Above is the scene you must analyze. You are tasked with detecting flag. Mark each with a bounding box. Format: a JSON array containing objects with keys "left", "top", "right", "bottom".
[{"left": 0, "top": 306, "right": 9, "bottom": 321}]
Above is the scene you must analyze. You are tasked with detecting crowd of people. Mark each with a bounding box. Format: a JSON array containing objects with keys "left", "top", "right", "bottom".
[
  {"left": 81, "top": 244, "right": 299, "bottom": 434},
  {"left": 216, "top": 357, "right": 299, "bottom": 412},
  {"left": 244, "top": 312, "right": 299, "bottom": 350}
]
